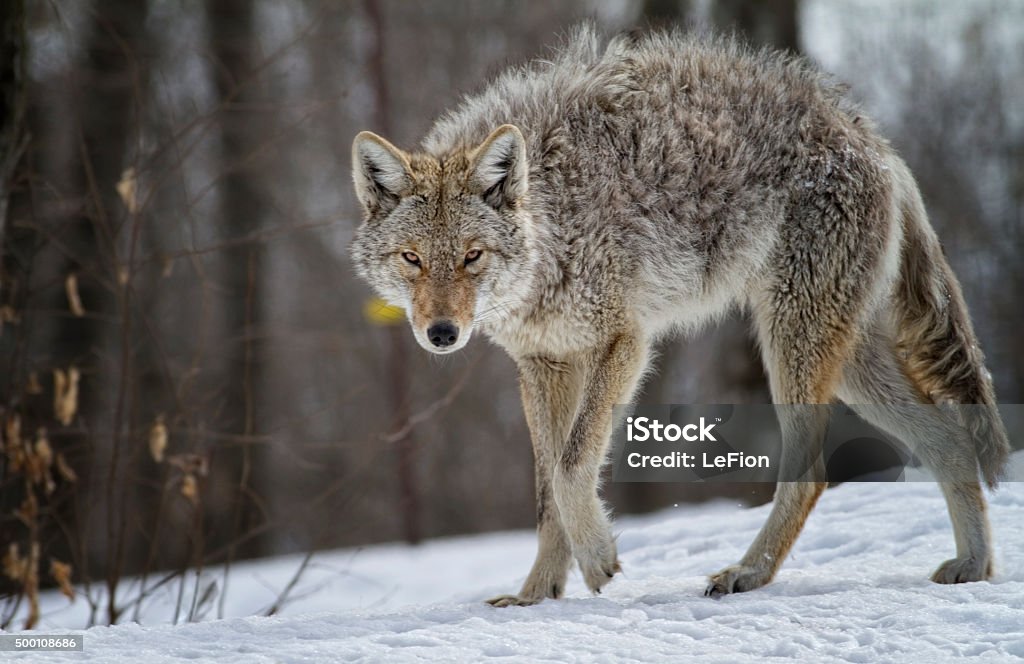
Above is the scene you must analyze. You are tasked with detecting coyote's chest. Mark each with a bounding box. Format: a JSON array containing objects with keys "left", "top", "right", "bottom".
[{"left": 484, "top": 290, "right": 608, "bottom": 358}]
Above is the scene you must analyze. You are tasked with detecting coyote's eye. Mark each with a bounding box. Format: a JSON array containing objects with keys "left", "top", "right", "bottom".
[
  {"left": 401, "top": 251, "right": 421, "bottom": 266},
  {"left": 464, "top": 249, "right": 482, "bottom": 265}
]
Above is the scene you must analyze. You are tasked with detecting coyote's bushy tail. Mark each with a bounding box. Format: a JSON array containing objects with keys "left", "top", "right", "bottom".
[{"left": 892, "top": 165, "right": 1010, "bottom": 488}]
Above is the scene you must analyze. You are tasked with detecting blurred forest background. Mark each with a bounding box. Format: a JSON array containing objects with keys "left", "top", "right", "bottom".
[{"left": 0, "top": 0, "right": 1021, "bottom": 627}]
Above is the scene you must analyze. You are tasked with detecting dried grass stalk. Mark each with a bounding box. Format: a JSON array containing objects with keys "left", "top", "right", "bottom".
[
  {"left": 50, "top": 559, "right": 75, "bottom": 601},
  {"left": 64, "top": 273, "right": 85, "bottom": 317},
  {"left": 181, "top": 474, "right": 198, "bottom": 505},
  {"left": 55, "top": 452, "right": 78, "bottom": 483},
  {"left": 116, "top": 167, "right": 140, "bottom": 213},
  {"left": 53, "top": 367, "right": 80, "bottom": 426},
  {"left": 149, "top": 415, "right": 167, "bottom": 463}
]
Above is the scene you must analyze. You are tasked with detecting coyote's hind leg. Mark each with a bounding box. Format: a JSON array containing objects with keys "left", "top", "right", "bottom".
[
  {"left": 836, "top": 324, "right": 993, "bottom": 583},
  {"left": 705, "top": 406, "right": 829, "bottom": 596},
  {"left": 707, "top": 275, "right": 859, "bottom": 596}
]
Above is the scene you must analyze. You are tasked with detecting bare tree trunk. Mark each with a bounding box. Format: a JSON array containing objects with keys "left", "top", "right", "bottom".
[
  {"left": 0, "top": 0, "right": 26, "bottom": 289},
  {"left": 206, "top": 0, "right": 271, "bottom": 580},
  {"left": 364, "top": 0, "right": 421, "bottom": 545},
  {"left": 63, "top": 0, "right": 151, "bottom": 625},
  {"left": 0, "top": 0, "right": 29, "bottom": 626}
]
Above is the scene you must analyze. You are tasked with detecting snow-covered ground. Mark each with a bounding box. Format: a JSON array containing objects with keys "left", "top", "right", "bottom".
[{"left": 5, "top": 452, "right": 1024, "bottom": 662}]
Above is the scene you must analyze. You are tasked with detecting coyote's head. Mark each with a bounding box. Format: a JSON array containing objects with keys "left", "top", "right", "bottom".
[{"left": 350, "top": 125, "right": 536, "bottom": 354}]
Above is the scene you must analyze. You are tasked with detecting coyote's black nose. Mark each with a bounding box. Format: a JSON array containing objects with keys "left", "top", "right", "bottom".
[{"left": 427, "top": 321, "right": 459, "bottom": 348}]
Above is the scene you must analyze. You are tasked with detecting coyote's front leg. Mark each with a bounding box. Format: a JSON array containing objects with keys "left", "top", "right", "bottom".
[
  {"left": 488, "top": 356, "right": 583, "bottom": 607},
  {"left": 488, "top": 331, "right": 648, "bottom": 606},
  {"left": 556, "top": 331, "right": 649, "bottom": 595}
]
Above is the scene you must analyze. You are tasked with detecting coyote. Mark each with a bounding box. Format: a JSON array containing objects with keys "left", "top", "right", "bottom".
[{"left": 350, "top": 27, "right": 1010, "bottom": 605}]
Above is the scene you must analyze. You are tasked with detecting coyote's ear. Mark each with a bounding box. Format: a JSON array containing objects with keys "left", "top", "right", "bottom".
[
  {"left": 352, "top": 131, "right": 413, "bottom": 216},
  {"left": 469, "top": 124, "right": 528, "bottom": 208}
]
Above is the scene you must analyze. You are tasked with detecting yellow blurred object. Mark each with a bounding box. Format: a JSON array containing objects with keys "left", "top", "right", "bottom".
[{"left": 364, "top": 297, "right": 406, "bottom": 325}]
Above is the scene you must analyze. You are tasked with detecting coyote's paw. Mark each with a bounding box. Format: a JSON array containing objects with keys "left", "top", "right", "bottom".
[
  {"left": 485, "top": 577, "right": 564, "bottom": 608},
  {"left": 931, "top": 556, "right": 993, "bottom": 584},
  {"left": 486, "top": 594, "right": 543, "bottom": 608},
  {"left": 705, "top": 564, "right": 772, "bottom": 598},
  {"left": 576, "top": 535, "right": 621, "bottom": 594}
]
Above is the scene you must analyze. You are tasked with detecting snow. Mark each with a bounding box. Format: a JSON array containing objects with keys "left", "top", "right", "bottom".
[{"left": 5, "top": 451, "right": 1024, "bottom": 662}]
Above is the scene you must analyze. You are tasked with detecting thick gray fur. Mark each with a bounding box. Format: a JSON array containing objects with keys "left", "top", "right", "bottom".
[{"left": 350, "top": 25, "right": 1010, "bottom": 605}]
